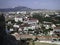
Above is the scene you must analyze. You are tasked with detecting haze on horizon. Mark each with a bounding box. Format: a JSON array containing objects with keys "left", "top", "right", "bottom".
[{"left": 0, "top": 0, "right": 60, "bottom": 10}]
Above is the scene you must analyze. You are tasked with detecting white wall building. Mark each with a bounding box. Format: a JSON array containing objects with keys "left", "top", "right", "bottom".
[
  {"left": 23, "top": 18, "right": 39, "bottom": 24},
  {"left": 52, "top": 27, "right": 60, "bottom": 36},
  {"left": 14, "top": 17, "right": 23, "bottom": 22},
  {"left": 13, "top": 24, "right": 19, "bottom": 28},
  {"left": 17, "top": 11, "right": 26, "bottom": 14}
]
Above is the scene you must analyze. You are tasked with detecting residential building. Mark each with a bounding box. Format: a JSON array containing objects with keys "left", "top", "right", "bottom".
[
  {"left": 23, "top": 18, "right": 39, "bottom": 24},
  {"left": 14, "top": 16, "right": 23, "bottom": 22},
  {"left": 53, "top": 27, "right": 60, "bottom": 36}
]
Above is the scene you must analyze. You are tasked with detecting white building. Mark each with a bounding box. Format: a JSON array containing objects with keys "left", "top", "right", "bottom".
[
  {"left": 8, "top": 12, "right": 16, "bottom": 14},
  {"left": 45, "top": 14, "right": 50, "bottom": 17},
  {"left": 51, "top": 24, "right": 56, "bottom": 29},
  {"left": 23, "top": 18, "right": 39, "bottom": 24},
  {"left": 20, "top": 23, "right": 37, "bottom": 31},
  {"left": 10, "top": 28, "right": 14, "bottom": 31},
  {"left": 17, "top": 11, "right": 26, "bottom": 14},
  {"left": 30, "top": 10, "right": 40, "bottom": 14},
  {"left": 53, "top": 27, "right": 60, "bottom": 36},
  {"left": 13, "top": 24, "right": 19, "bottom": 28},
  {"left": 45, "top": 25, "right": 50, "bottom": 29},
  {"left": 14, "top": 16, "right": 23, "bottom": 22},
  {"left": 43, "top": 21, "right": 52, "bottom": 29}
]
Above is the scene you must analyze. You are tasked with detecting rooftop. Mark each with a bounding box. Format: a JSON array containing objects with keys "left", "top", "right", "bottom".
[{"left": 54, "top": 27, "right": 60, "bottom": 29}]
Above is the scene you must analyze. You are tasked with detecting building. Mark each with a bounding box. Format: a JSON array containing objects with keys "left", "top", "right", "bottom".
[
  {"left": 14, "top": 16, "right": 23, "bottom": 22},
  {"left": 23, "top": 18, "right": 39, "bottom": 24},
  {"left": 53, "top": 27, "right": 60, "bottom": 36}
]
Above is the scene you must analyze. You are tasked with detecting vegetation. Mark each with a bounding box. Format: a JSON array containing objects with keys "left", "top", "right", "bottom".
[
  {"left": 16, "top": 21, "right": 23, "bottom": 25},
  {"left": 34, "top": 42, "right": 57, "bottom": 45},
  {"left": 32, "top": 13, "right": 53, "bottom": 23},
  {"left": 32, "top": 13, "right": 43, "bottom": 23},
  {"left": 29, "top": 41, "right": 58, "bottom": 45},
  {"left": 6, "top": 19, "right": 16, "bottom": 24},
  {"left": 43, "top": 17, "right": 53, "bottom": 22}
]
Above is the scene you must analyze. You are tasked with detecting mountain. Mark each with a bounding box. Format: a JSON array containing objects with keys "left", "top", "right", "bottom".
[
  {"left": 0, "top": 6, "right": 32, "bottom": 12},
  {"left": 0, "top": 6, "right": 58, "bottom": 12}
]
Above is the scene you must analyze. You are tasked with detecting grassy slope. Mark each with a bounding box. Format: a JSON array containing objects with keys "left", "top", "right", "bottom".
[{"left": 29, "top": 41, "right": 57, "bottom": 45}]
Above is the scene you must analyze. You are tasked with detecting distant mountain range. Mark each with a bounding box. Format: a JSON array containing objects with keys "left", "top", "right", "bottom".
[
  {"left": 0, "top": 6, "right": 33, "bottom": 12},
  {"left": 0, "top": 6, "right": 59, "bottom": 12}
]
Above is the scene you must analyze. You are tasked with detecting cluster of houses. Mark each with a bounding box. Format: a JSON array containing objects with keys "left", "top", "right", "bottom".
[
  {"left": 6, "top": 14, "right": 39, "bottom": 35},
  {"left": 5, "top": 11, "right": 60, "bottom": 42}
]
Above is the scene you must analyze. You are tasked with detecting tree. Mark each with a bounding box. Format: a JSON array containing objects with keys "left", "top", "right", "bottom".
[
  {"left": 11, "top": 20, "right": 16, "bottom": 24},
  {"left": 43, "top": 28, "right": 53, "bottom": 35},
  {"left": 0, "top": 14, "right": 20, "bottom": 45},
  {"left": 6, "top": 19, "right": 16, "bottom": 25},
  {"left": 16, "top": 21, "right": 23, "bottom": 25},
  {"left": 0, "top": 14, "right": 7, "bottom": 45},
  {"left": 43, "top": 17, "right": 53, "bottom": 22},
  {"left": 32, "top": 13, "right": 43, "bottom": 23},
  {"left": 28, "top": 29, "right": 33, "bottom": 34}
]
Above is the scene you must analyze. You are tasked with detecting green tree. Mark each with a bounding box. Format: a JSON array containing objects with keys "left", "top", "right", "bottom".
[
  {"left": 28, "top": 29, "right": 33, "bottom": 34},
  {"left": 6, "top": 19, "right": 16, "bottom": 25},
  {"left": 43, "top": 17, "right": 53, "bottom": 22},
  {"left": 16, "top": 21, "right": 23, "bottom": 25},
  {"left": 43, "top": 28, "right": 53, "bottom": 35},
  {"left": 32, "top": 13, "right": 43, "bottom": 23}
]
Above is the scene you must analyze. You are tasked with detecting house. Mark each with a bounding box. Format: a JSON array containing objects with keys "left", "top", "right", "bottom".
[
  {"left": 13, "top": 23, "right": 19, "bottom": 28},
  {"left": 18, "top": 23, "right": 38, "bottom": 34},
  {"left": 28, "top": 19, "right": 39, "bottom": 24},
  {"left": 43, "top": 21, "right": 56, "bottom": 29},
  {"left": 9, "top": 28, "right": 14, "bottom": 32},
  {"left": 43, "top": 21, "right": 52, "bottom": 29},
  {"left": 49, "top": 31, "right": 53, "bottom": 35},
  {"left": 51, "top": 24, "right": 56, "bottom": 29},
  {"left": 30, "top": 10, "right": 40, "bottom": 14},
  {"left": 20, "top": 23, "right": 34, "bottom": 30},
  {"left": 16, "top": 11, "right": 26, "bottom": 14},
  {"left": 14, "top": 16, "right": 23, "bottom": 22},
  {"left": 45, "top": 14, "right": 50, "bottom": 17},
  {"left": 8, "top": 12, "right": 16, "bottom": 15},
  {"left": 45, "top": 25, "right": 50, "bottom": 29},
  {"left": 7, "top": 21, "right": 12, "bottom": 25},
  {"left": 24, "top": 18, "right": 39, "bottom": 24},
  {"left": 11, "top": 32, "right": 20, "bottom": 40},
  {"left": 53, "top": 27, "right": 60, "bottom": 36}
]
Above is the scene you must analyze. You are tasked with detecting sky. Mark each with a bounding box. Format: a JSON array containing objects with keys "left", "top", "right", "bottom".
[{"left": 0, "top": 0, "right": 60, "bottom": 10}]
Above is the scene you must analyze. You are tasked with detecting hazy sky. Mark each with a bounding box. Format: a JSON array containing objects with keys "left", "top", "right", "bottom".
[{"left": 0, "top": 0, "right": 60, "bottom": 10}]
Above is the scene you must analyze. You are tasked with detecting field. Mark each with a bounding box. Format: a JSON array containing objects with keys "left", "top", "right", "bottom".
[{"left": 29, "top": 41, "right": 57, "bottom": 45}]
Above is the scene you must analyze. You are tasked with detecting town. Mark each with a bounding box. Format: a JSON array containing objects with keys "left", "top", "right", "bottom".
[
  {"left": 0, "top": 0, "right": 60, "bottom": 45},
  {"left": 0, "top": 9, "right": 60, "bottom": 45}
]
